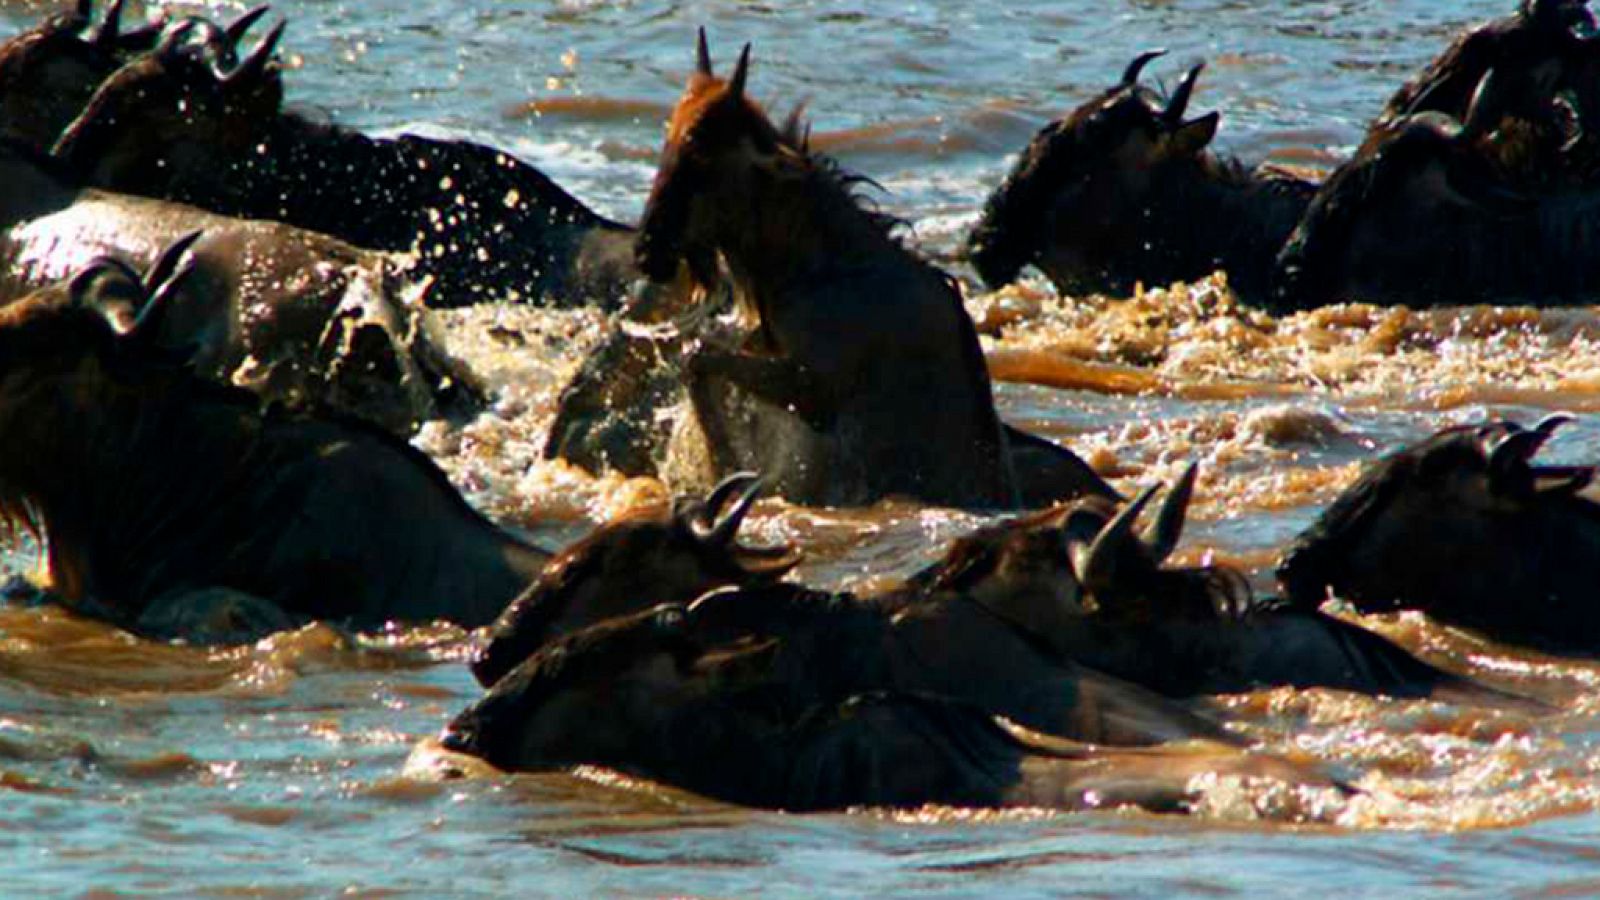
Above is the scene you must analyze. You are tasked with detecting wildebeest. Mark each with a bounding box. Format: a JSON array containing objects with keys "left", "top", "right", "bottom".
[
  {"left": 1277, "top": 416, "right": 1600, "bottom": 656},
  {"left": 48, "top": 19, "right": 640, "bottom": 309},
  {"left": 921, "top": 465, "right": 1529, "bottom": 704},
  {"left": 439, "top": 602, "right": 1346, "bottom": 814},
  {"left": 632, "top": 34, "right": 1111, "bottom": 509},
  {"left": 1376, "top": 0, "right": 1596, "bottom": 182},
  {"left": 0, "top": 0, "right": 266, "bottom": 152},
  {"left": 1273, "top": 74, "right": 1600, "bottom": 309},
  {"left": 472, "top": 474, "right": 1236, "bottom": 748},
  {"left": 0, "top": 247, "right": 549, "bottom": 641},
  {"left": 1, "top": 138, "right": 479, "bottom": 432},
  {"left": 964, "top": 52, "right": 1317, "bottom": 308}
]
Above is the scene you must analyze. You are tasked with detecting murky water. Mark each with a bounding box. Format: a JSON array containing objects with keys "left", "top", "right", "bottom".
[{"left": 9, "top": 0, "right": 1600, "bottom": 894}]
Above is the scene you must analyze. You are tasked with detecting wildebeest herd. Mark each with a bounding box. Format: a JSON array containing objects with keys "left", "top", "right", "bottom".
[{"left": 3, "top": 0, "right": 1600, "bottom": 815}]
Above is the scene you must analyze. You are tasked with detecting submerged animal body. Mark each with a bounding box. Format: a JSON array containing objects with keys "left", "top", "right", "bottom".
[
  {"left": 964, "top": 52, "right": 1316, "bottom": 308},
  {"left": 1278, "top": 416, "right": 1600, "bottom": 656},
  {"left": 0, "top": 139, "right": 479, "bottom": 432},
  {"left": 632, "top": 34, "right": 1109, "bottom": 509},
  {"left": 0, "top": 254, "right": 548, "bottom": 639},
  {"left": 1274, "top": 91, "right": 1600, "bottom": 309},
  {"left": 50, "top": 24, "right": 639, "bottom": 309},
  {"left": 440, "top": 602, "right": 1343, "bottom": 814}
]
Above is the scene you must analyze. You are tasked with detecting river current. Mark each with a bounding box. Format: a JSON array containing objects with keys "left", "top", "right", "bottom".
[{"left": 5, "top": 0, "right": 1600, "bottom": 894}]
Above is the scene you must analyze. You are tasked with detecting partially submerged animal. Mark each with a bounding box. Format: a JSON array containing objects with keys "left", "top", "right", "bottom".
[
  {"left": 50, "top": 20, "right": 639, "bottom": 308},
  {"left": 440, "top": 602, "right": 1345, "bottom": 814},
  {"left": 1273, "top": 75, "right": 1600, "bottom": 309},
  {"left": 1, "top": 139, "right": 479, "bottom": 432},
  {"left": 964, "top": 52, "right": 1316, "bottom": 308},
  {"left": 632, "top": 34, "right": 1110, "bottom": 509},
  {"left": 921, "top": 466, "right": 1522, "bottom": 704},
  {"left": 0, "top": 249, "right": 547, "bottom": 641},
  {"left": 1278, "top": 416, "right": 1600, "bottom": 656}
]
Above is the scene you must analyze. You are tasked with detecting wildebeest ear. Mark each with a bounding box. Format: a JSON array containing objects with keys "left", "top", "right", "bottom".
[{"left": 1167, "top": 112, "right": 1219, "bottom": 156}]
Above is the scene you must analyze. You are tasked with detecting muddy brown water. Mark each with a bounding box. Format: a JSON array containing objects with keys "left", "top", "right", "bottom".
[{"left": 6, "top": 0, "right": 1600, "bottom": 894}]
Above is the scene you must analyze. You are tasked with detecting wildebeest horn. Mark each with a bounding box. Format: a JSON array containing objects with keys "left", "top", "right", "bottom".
[
  {"left": 225, "top": 5, "right": 272, "bottom": 46},
  {"left": 696, "top": 27, "right": 713, "bottom": 77},
  {"left": 68, "top": 256, "right": 143, "bottom": 307},
  {"left": 1164, "top": 62, "right": 1205, "bottom": 123},
  {"left": 127, "top": 257, "right": 197, "bottom": 346},
  {"left": 1488, "top": 428, "right": 1549, "bottom": 473},
  {"left": 1535, "top": 413, "right": 1576, "bottom": 437},
  {"left": 1462, "top": 69, "right": 1507, "bottom": 139},
  {"left": 1141, "top": 463, "right": 1197, "bottom": 562},
  {"left": 1078, "top": 484, "right": 1158, "bottom": 594},
  {"left": 1121, "top": 49, "right": 1167, "bottom": 87},
  {"left": 728, "top": 43, "right": 752, "bottom": 98},
  {"left": 691, "top": 472, "right": 765, "bottom": 545},
  {"left": 224, "top": 19, "right": 285, "bottom": 88},
  {"left": 141, "top": 231, "right": 203, "bottom": 297},
  {"left": 89, "top": 0, "right": 125, "bottom": 51},
  {"left": 155, "top": 20, "right": 196, "bottom": 61}
]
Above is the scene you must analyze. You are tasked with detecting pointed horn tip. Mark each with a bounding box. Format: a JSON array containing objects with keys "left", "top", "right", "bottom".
[{"left": 1535, "top": 413, "right": 1577, "bottom": 435}]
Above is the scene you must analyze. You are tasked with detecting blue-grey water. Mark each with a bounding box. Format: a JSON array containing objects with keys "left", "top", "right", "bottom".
[{"left": 10, "top": 0, "right": 1600, "bottom": 895}]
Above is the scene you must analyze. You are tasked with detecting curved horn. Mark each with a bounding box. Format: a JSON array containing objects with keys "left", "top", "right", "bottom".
[
  {"left": 141, "top": 231, "right": 203, "bottom": 297},
  {"left": 690, "top": 473, "right": 765, "bottom": 545},
  {"left": 126, "top": 258, "right": 197, "bottom": 346},
  {"left": 696, "top": 27, "right": 714, "bottom": 77},
  {"left": 223, "top": 19, "right": 284, "bottom": 88},
  {"left": 1141, "top": 462, "right": 1197, "bottom": 562},
  {"left": 1121, "top": 49, "right": 1167, "bottom": 87},
  {"left": 224, "top": 5, "right": 271, "bottom": 46},
  {"left": 1164, "top": 62, "right": 1205, "bottom": 123},
  {"left": 154, "top": 19, "right": 197, "bottom": 61},
  {"left": 1079, "top": 484, "right": 1158, "bottom": 593},
  {"left": 68, "top": 256, "right": 142, "bottom": 307},
  {"left": 1462, "top": 68, "right": 1506, "bottom": 139},
  {"left": 1535, "top": 413, "right": 1576, "bottom": 437},
  {"left": 1488, "top": 428, "right": 1548, "bottom": 472},
  {"left": 728, "top": 43, "right": 751, "bottom": 98},
  {"left": 89, "top": 0, "right": 125, "bottom": 51}
]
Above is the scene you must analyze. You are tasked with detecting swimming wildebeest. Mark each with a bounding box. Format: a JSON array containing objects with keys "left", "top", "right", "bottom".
[
  {"left": 1, "top": 138, "right": 479, "bottom": 432},
  {"left": 1377, "top": 0, "right": 1597, "bottom": 182},
  {"left": 0, "top": 246, "right": 548, "bottom": 641},
  {"left": 470, "top": 473, "right": 1234, "bottom": 748},
  {"left": 0, "top": 0, "right": 267, "bottom": 152},
  {"left": 632, "top": 33, "right": 1111, "bottom": 509},
  {"left": 1273, "top": 72, "right": 1600, "bottom": 309},
  {"left": 474, "top": 469, "right": 1524, "bottom": 713},
  {"left": 1278, "top": 416, "right": 1600, "bottom": 656},
  {"left": 964, "top": 51, "right": 1317, "bottom": 308},
  {"left": 918, "top": 465, "right": 1528, "bottom": 705},
  {"left": 49, "top": 18, "right": 639, "bottom": 309},
  {"left": 439, "top": 602, "right": 1347, "bottom": 814}
]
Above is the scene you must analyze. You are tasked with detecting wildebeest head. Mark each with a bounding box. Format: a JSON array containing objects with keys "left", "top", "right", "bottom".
[
  {"left": 963, "top": 50, "right": 1220, "bottom": 291},
  {"left": 1273, "top": 71, "right": 1537, "bottom": 309},
  {"left": 50, "top": 15, "right": 284, "bottom": 200},
  {"left": 444, "top": 603, "right": 782, "bottom": 777},
  {"left": 468, "top": 473, "right": 802, "bottom": 688},
  {"left": 635, "top": 31, "right": 794, "bottom": 286},
  {"left": 1277, "top": 416, "right": 1596, "bottom": 622},
  {"left": 913, "top": 464, "right": 1243, "bottom": 638}
]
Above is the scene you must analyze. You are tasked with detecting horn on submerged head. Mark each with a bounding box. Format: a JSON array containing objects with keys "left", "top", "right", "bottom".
[
  {"left": 141, "top": 230, "right": 203, "bottom": 297},
  {"left": 1461, "top": 68, "right": 1508, "bottom": 140},
  {"left": 728, "top": 43, "right": 752, "bottom": 98},
  {"left": 122, "top": 231, "right": 202, "bottom": 346},
  {"left": 696, "top": 27, "right": 714, "bottom": 77},
  {"left": 1074, "top": 483, "right": 1158, "bottom": 594},
  {"left": 1535, "top": 413, "right": 1577, "bottom": 437},
  {"left": 154, "top": 19, "right": 196, "bottom": 61},
  {"left": 1141, "top": 462, "right": 1198, "bottom": 563},
  {"left": 690, "top": 472, "right": 766, "bottom": 545},
  {"left": 67, "top": 255, "right": 143, "bottom": 308},
  {"left": 1121, "top": 49, "right": 1167, "bottom": 87},
  {"left": 1164, "top": 62, "right": 1205, "bottom": 124},
  {"left": 224, "top": 4, "right": 272, "bottom": 46},
  {"left": 88, "top": 0, "right": 125, "bottom": 51},
  {"left": 222, "top": 19, "right": 284, "bottom": 88}
]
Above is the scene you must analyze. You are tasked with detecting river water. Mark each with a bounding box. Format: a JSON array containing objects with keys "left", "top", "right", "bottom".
[{"left": 8, "top": 0, "right": 1600, "bottom": 894}]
